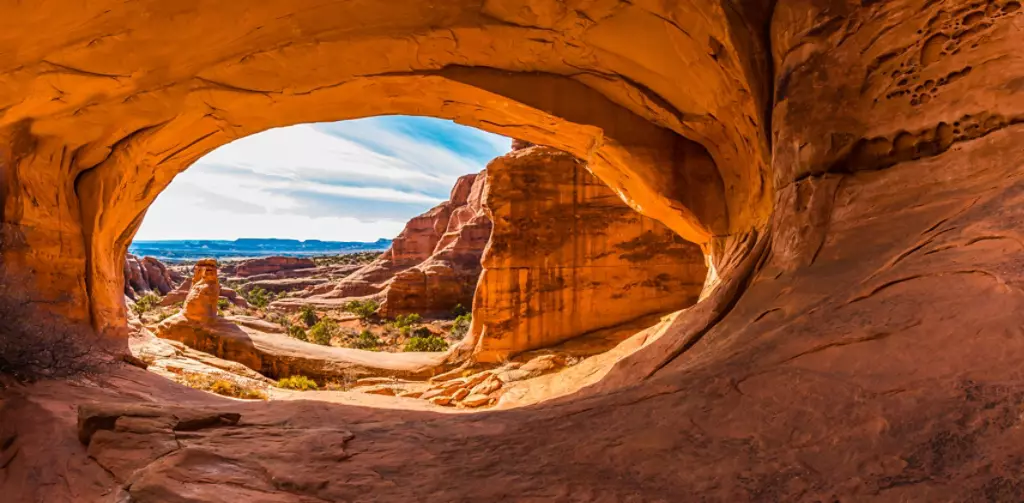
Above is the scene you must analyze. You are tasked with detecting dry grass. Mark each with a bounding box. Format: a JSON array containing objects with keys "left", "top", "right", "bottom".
[{"left": 168, "top": 367, "right": 268, "bottom": 400}]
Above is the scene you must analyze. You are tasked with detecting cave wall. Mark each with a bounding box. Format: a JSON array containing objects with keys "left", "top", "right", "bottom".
[
  {"left": 469, "top": 146, "right": 708, "bottom": 362},
  {"left": 0, "top": 0, "right": 768, "bottom": 344},
  {"left": 8, "top": 0, "right": 1024, "bottom": 500}
]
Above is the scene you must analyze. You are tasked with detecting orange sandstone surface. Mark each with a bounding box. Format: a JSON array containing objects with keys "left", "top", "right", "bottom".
[
  {"left": 465, "top": 146, "right": 707, "bottom": 362},
  {"left": 4, "top": 0, "right": 1024, "bottom": 501}
]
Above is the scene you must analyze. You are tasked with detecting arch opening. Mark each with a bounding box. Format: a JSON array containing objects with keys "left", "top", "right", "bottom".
[{"left": 119, "top": 115, "right": 710, "bottom": 408}]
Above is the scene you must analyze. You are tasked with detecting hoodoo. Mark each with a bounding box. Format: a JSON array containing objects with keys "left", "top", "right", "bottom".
[{"left": 4, "top": 0, "right": 1024, "bottom": 501}]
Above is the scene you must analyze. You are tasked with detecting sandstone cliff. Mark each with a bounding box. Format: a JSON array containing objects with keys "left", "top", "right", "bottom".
[
  {"left": 466, "top": 146, "right": 708, "bottom": 362},
  {"left": 122, "top": 255, "right": 182, "bottom": 299},
  {"left": 276, "top": 172, "right": 491, "bottom": 317},
  {"left": 6, "top": 1, "right": 1024, "bottom": 501}
]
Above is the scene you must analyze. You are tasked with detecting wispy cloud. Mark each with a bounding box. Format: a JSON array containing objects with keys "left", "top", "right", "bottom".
[{"left": 135, "top": 117, "right": 511, "bottom": 241}]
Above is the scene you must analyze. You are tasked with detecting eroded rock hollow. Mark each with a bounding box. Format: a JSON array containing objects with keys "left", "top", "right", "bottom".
[{"left": 4, "top": 0, "right": 1024, "bottom": 500}]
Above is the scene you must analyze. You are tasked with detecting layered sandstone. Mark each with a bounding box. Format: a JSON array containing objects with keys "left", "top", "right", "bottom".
[
  {"left": 466, "top": 147, "right": 708, "bottom": 362},
  {"left": 8, "top": 1, "right": 1024, "bottom": 502},
  {"left": 222, "top": 256, "right": 315, "bottom": 278},
  {"left": 277, "top": 172, "right": 490, "bottom": 317},
  {"left": 122, "top": 255, "right": 181, "bottom": 299}
]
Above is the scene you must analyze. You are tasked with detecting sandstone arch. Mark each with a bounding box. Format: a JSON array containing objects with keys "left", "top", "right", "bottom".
[
  {"left": 0, "top": 0, "right": 772, "bottom": 343},
  {"left": 9, "top": 0, "right": 1024, "bottom": 499}
]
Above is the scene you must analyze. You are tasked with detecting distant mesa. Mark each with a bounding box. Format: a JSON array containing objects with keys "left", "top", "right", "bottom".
[{"left": 129, "top": 238, "right": 392, "bottom": 262}]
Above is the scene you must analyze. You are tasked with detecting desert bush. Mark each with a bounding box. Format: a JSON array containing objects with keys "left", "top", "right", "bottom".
[
  {"left": 350, "top": 330, "right": 381, "bottom": 350},
  {"left": 217, "top": 298, "right": 230, "bottom": 310},
  {"left": 288, "top": 324, "right": 308, "bottom": 342},
  {"left": 277, "top": 375, "right": 318, "bottom": 391},
  {"left": 391, "top": 313, "right": 422, "bottom": 336},
  {"left": 393, "top": 313, "right": 421, "bottom": 328},
  {"left": 451, "top": 303, "right": 470, "bottom": 318},
  {"left": 244, "top": 287, "right": 272, "bottom": 309},
  {"left": 344, "top": 299, "right": 379, "bottom": 319},
  {"left": 175, "top": 371, "right": 267, "bottom": 400},
  {"left": 131, "top": 293, "right": 161, "bottom": 316},
  {"left": 299, "top": 304, "right": 319, "bottom": 327},
  {"left": 450, "top": 313, "right": 471, "bottom": 340},
  {"left": 403, "top": 334, "right": 449, "bottom": 352},
  {"left": 308, "top": 318, "right": 338, "bottom": 345}
]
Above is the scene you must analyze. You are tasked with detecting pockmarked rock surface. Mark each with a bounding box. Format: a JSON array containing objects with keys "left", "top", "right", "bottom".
[
  {"left": 6, "top": 1, "right": 1024, "bottom": 501},
  {"left": 277, "top": 172, "right": 491, "bottom": 317},
  {"left": 465, "top": 147, "right": 708, "bottom": 362}
]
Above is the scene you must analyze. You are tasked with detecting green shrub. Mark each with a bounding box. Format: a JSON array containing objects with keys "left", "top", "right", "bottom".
[
  {"left": 344, "top": 299, "right": 379, "bottom": 319},
  {"left": 276, "top": 375, "right": 318, "bottom": 391},
  {"left": 176, "top": 371, "right": 267, "bottom": 400},
  {"left": 217, "top": 298, "right": 230, "bottom": 310},
  {"left": 131, "top": 293, "right": 161, "bottom": 316},
  {"left": 450, "top": 313, "right": 471, "bottom": 340},
  {"left": 390, "top": 313, "right": 421, "bottom": 336},
  {"left": 350, "top": 330, "right": 381, "bottom": 350},
  {"left": 403, "top": 335, "right": 449, "bottom": 352},
  {"left": 299, "top": 305, "right": 319, "bottom": 327},
  {"left": 308, "top": 318, "right": 338, "bottom": 346},
  {"left": 451, "top": 303, "right": 470, "bottom": 317},
  {"left": 245, "top": 287, "right": 272, "bottom": 309},
  {"left": 393, "top": 313, "right": 421, "bottom": 328},
  {"left": 288, "top": 325, "right": 308, "bottom": 342}
]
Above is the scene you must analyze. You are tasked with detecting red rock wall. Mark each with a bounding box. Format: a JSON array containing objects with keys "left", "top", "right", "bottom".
[
  {"left": 469, "top": 147, "right": 708, "bottom": 362},
  {"left": 123, "top": 254, "right": 180, "bottom": 299},
  {"left": 281, "top": 172, "right": 491, "bottom": 317},
  {"left": 378, "top": 173, "right": 491, "bottom": 317}
]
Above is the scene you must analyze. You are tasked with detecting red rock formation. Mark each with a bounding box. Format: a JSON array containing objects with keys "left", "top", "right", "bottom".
[
  {"left": 154, "top": 261, "right": 446, "bottom": 381},
  {"left": 9, "top": 1, "right": 1024, "bottom": 501},
  {"left": 225, "top": 256, "right": 316, "bottom": 278},
  {"left": 122, "top": 255, "right": 180, "bottom": 299},
  {"left": 277, "top": 172, "right": 491, "bottom": 317},
  {"left": 466, "top": 147, "right": 708, "bottom": 362}
]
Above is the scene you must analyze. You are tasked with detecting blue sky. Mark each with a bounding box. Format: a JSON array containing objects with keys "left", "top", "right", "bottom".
[{"left": 135, "top": 116, "right": 512, "bottom": 241}]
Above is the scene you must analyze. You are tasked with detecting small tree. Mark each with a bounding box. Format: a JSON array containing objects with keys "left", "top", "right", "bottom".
[
  {"left": 217, "top": 298, "right": 230, "bottom": 311},
  {"left": 450, "top": 313, "right": 471, "bottom": 340},
  {"left": 451, "top": 303, "right": 469, "bottom": 318},
  {"left": 131, "top": 293, "right": 162, "bottom": 316},
  {"left": 245, "top": 287, "right": 272, "bottom": 309},
  {"left": 403, "top": 334, "right": 449, "bottom": 352},
  {"left": 344, "top": 299, "right": 379, "bottom": 319},
  {"left": 392, "top": 313, "right": 421, "bottom": 336},
  {"left": 299, "top": 304, "right": 318, "bottom": 327},
  {"left": 308, "top": 318, "right": 338, "bottom": 346},
  {"left": 351, "top": 330, "right": 381, "bottom": 350},
  {"left": 288, "top": 325, "right": 308, "bottom": 342}
]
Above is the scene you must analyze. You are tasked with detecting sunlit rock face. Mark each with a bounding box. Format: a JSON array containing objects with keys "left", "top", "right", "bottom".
[
  {"left": 467, "top": 146, "right": 708, "bottom": 362},
  {"left": 273, "top": 172, "right": 491, "bottom": 317},
  {"left": 123, "top": 255, "right": 181, "bottom": 299},
  {"left": 0, "top": 0, "right": 759, "bottom": 339},
  {"left": 9, "top": 0, "right": 1024, "bottom": 501},
  {"left": 377, "top": 173, "right": 492, "bottom": 318}
]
